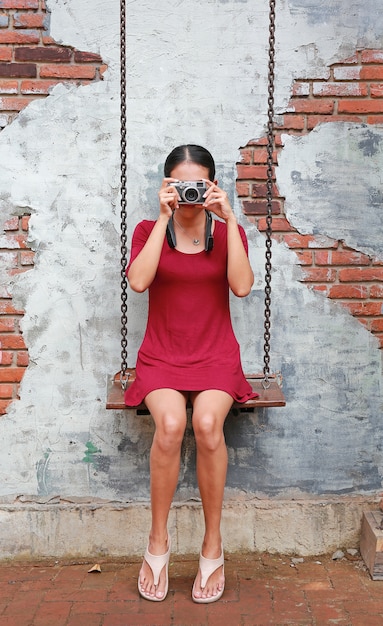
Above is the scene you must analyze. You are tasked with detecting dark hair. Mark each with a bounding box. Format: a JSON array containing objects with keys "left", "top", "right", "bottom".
[{"left": 164, "top": 144, "right": 216, "bottom": 181}]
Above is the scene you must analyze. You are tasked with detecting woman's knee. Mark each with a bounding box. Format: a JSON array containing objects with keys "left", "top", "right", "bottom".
[
  {"left": 193, "top": 413, "right": 224, "bottom": 452},
  {"left": 154, "top": 413, "right": 186, "bottom": 453}
]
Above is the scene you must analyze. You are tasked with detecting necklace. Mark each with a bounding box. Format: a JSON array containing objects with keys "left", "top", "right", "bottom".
[{"left": 173, "top": 216, "right": 202, "bottom": 245}]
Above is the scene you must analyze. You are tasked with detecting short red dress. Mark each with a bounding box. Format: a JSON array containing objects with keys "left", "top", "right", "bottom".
[{"left": 124, "top": 218, "right": 258, "bottom": 407}]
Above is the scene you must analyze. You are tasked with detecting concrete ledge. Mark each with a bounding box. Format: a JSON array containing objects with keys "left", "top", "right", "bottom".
[{"left": 0, "top": 495, "right": 378, "bottom": 561}]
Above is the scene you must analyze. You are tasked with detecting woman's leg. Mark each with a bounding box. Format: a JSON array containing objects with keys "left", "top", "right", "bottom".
[
  {"left": 190, "top": 389, "right": 233, "bottom": 600},
  {"left": 139, "top": 388, "right": 188, "bottom": 600}
]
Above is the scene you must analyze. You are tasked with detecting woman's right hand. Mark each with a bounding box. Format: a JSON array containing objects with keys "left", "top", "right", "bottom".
[{"left": 158, "top": 178, "right": 180, "bottom": 217}]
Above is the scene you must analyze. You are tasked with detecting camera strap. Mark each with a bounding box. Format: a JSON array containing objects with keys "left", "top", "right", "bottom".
[{"left": 166, "top": 210, "right": 214, "bottom": 252}]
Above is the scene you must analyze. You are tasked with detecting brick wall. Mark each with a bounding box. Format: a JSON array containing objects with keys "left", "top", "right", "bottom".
[
  {"left": 238, "top": 49, "right": 383, "bottom": 349},
  {"left": 1, "top": 32, "right": 383, "bottom": 415},
  {"left": 0, "top": 0, "right": 106, "bottom": 414}
]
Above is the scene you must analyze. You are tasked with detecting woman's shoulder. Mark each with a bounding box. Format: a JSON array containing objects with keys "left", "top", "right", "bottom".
[{"left": 132, "top": 219, "right": 156, "bottom": 236}]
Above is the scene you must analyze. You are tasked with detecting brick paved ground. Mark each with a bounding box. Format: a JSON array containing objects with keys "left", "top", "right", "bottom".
[{"left": 0, "top": 552, "right": 381, "bottom": 625}]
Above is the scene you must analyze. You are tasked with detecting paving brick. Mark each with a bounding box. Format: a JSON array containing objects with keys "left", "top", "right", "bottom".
[{"left": 0, "top": 554, "right": 380, "bottom": 625}]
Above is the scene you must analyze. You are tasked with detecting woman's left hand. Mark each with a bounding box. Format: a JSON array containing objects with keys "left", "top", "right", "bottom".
[{"left": 202, "top": 180, "right": 235, "bottom": 222}]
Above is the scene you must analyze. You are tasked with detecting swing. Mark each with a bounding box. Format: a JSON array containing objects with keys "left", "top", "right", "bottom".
[{"left": 106, "top": 0, "right": 286, "bottom": 412}]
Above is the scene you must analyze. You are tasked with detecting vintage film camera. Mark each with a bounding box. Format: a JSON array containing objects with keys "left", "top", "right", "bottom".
[{"left": 169, "top": 180, "right": 207, "bottom": 204}]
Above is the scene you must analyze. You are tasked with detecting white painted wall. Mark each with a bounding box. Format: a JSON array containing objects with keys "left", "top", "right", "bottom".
[{"left": 0, "top": 0, "right": 381, "bottom": 505}]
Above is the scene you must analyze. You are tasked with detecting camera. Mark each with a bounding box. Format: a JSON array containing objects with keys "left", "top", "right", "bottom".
[{"left": 169, "top": 180, "right": 207, "bottom": 204}]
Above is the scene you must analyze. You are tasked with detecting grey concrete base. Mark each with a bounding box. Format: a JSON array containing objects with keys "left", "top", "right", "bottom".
[{"left": 0, "top": 495, "right": 378, "bottom": 562}]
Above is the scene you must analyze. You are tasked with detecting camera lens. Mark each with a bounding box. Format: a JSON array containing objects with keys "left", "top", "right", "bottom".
[{"left": 184, "top": 187, "right": 199, "bottom": 202}]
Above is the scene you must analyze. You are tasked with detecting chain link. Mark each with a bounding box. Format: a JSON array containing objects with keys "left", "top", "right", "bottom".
[
  {"left": 263, "top": 0, "right": 276, "bottom": 389},
  {"left": 119, "top": 0, "right": 129, "bottom": 388}
]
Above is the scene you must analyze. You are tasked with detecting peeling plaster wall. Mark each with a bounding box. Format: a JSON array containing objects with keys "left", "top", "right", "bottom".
[{"left": 0, "top": 0, "right": 382, "bottom": 513}]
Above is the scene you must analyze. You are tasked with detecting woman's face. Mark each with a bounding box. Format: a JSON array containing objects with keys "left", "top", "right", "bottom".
[{"left": 170, "top": 161, "right": 211, "bottom": 183}]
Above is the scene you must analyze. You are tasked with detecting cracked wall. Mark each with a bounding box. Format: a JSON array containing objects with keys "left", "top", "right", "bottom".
[{"left": 0, "top": 0, "right": 381, "bottom": 507}]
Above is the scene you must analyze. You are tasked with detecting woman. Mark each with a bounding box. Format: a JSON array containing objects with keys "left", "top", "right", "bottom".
[{"left": 125, "top": 144, "right": 257, "bottom": 603}]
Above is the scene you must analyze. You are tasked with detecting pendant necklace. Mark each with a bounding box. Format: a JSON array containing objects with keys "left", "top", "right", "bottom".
[{"left": 173, "top": 216, "right": 202, "bottom": 246}]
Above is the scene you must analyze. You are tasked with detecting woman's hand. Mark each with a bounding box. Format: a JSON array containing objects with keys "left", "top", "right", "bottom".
[
  {"left": 158, "top": 178, "right": 180, "bottom": 217},
  {"left": 202, "top": 180, "right": 235, "bottom": 222}
]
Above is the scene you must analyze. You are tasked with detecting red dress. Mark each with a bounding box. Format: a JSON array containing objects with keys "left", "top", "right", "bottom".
[{"left": 124, "top": 218, "right": 258, "bottom": 406}]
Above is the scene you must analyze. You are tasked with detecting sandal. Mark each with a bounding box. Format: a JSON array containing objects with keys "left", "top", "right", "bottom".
[
  {"left": 138, "top": 536, "right": 171, "bottom": 602},
  {"left": 192, "top": 546, "right": 225, "bottom": 604}
]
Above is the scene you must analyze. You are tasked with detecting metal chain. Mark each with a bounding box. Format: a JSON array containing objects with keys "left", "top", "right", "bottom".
[
  {"left": 119, "top": 0, "right": 129, "bottom": 389},
  {"left": 263, "top": 0, "right": 276, "bottom": 389}
]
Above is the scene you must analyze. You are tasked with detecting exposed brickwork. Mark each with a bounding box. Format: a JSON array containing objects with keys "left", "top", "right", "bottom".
[
  {"left": 0, "top": 214, "right": 32, "bottom": 414},
  {"left": 238, "top": 49, "right": 383, "bottom": 350},
  {"left": 0, "top": 1, "right": 107, "bottom": 414},
  {"left": 0, "top": 0, "right": 106, "bottom": 128}
]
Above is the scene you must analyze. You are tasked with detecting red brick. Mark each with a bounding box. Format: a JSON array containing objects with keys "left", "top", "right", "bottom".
[
  {"left": 237, "top": 164, "right": 274, "bottom": 180},
  {"left": 2, "top": 233, "right": 28, "bottom": 248},
  {"left": 251, "top": 182, "right": 279, "bottom": 198},
  {"left": 0, "top": 351, "right": 13, "bottom": 365},
  {"left": 301, "top": 267, "right": 337, "bottom": 282},
  {"left": 236, "top": 181, "right": 250, "bottom": 196},
  {"left": 0, "top": 62, "right": 36, "bottom": 78},
  {"left": 295, "top": 250, "right": 313, "bottom": 265},
  {"left": 367, "top": 114, "right": 383, "bottom": 124},
  {"left": 0, "top": 80, "right": 17, "bottom": 93},
  {"left": 371, "top": 318, "right": 383, "bottom": 332},
  {"left": 339, "top": 267, "right": 383, "bottom": 281},
  {"left": 361, "top": 66, "right": 383, "bottom": 80},
  {"left": 0, "top": 47, "right": 12, "bottom": 62},
  {"left": 21, "top": 215, "right": 30, "bottom": 230},
  {"left": 0, "top": 96, "right": 34, "bottom": 111},
  {"left": 0, "top": 31, "right": 39, "bottom": 44},
  {"left": 40, "top": 64, "right": 96, "bottom": 79},
  {"left": 375, "top": 333, "right": 383, "bottom": 348},
  {"left": 0, "top": 335, "right": 26, "bottom": 349},
  {"left": 0, "top": 399, "right": 11, "bottom": 414},
  {"left": 15, "top": 46, "right": 72, "bottom": 63},
  {"left": 257, "top": 216, "right": 293, "bottom": 232},
  {"left": 243, "top": 200, "right": 281, "bottom": 216},
  {"left": 73, "top": 50, "right": 102, "bottom": 63},
  {"left": 371, "top": 84, "right": 383, "bottom": 98},
  {"left": 290, "top": 98, "right": 334, "bottom": 114},
  {"left": 315, "top": 249, "right": 371, "bottom": 266},
  {"left": 0, "top": 1, "right": 39, "bottom": 7},
  {"left": 345, "top": 302, "right": 382, "bottom": 316},
  {"left": 308, "top": 114, "right": 363, "bottom": 129},
  {"left": 328, "top": 284, "right": 368, "bottom": 299},
  {"left": 0, "top": 318, "right": 14, "bottom": 332},
  {"left": 313, "top": 82, "right": 368, "bottom": 97},
  {"left": 371, "top": 284, "right": 383, "bottom": 298},
  {"left": 20, "top": 79, "right": 59, "bottom": 94},
  {"left": 20, "top": 250, "right": 34, "bottom": 265},
  {"left": 339, "top": 100, "right": 383, "bottom": 114},
  {"left": 361, "top": 49, "right": 383, "bottom": 63},
  {"left": 13, "top": 12, "right": 46, "bottom": 29},
  {"left": 0, "top": 368, "right": 25, "bottom": 383},
  {"left": 16, "top": 351, "right": 28, "bottom": 366},
  {"left": 3, "top": 217, "right": 19, "bottom": 231},
  {"left": 238, "top": 148, "right": 252, "bottom": 164},
  {"left": 0, "top": 383, "right": 13, "bottom": 398},
  {"left": 0, "top": 301, "right": 24, "bottom": 316},
  {"left": 276, "top": 113, "right": 305, "bottom": 130}
]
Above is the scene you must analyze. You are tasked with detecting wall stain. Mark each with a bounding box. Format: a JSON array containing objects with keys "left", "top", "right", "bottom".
[{"left": 83, "top": 441, "right": 102, "bottom": 463}]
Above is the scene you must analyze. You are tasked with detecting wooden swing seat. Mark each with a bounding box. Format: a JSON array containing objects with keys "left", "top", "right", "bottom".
[{"left": 106, "top": 369, "right": 286, "bottom": 411}]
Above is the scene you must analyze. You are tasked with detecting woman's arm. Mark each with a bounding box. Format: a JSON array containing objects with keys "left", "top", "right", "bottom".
[
  {"left": 127, "top": 178, "right": 179, "bottom": 292},
  {"left": 203, "top": 181, "right": 254, "bottom": 297}
]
